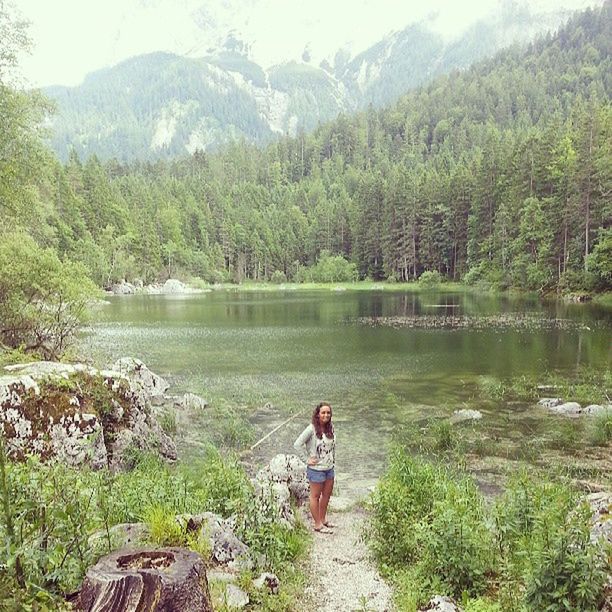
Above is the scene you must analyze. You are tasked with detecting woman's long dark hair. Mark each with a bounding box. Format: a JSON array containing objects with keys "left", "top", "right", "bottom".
[{"left": 312, "top": 402, "right": 334, "bottom": 439}]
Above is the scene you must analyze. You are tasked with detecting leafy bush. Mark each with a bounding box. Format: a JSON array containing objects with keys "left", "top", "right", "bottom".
[
  {"left": 0, "top": 446, "right": 301, "bottom": 607},
  {"left": 369, "top": 450, "right": 608, "bottom": 610},
  {"left": 270, "top": 270, "right": 287, "bottom": 284},
  {"left": 368, "top": 449, "right": 494, "bottom": 601},
  {"left": 494, "top": 472, "right": 608, "bottom": 611},
  {"left": 306, "top": 251, "right": 358, "bottom": 283},
  {"left": 0, "top": 232, "right": 97, "bottom": 359},
  {"left": 524, "top": 503, "right": 607, "bottom": 611},
  {"left": 418, "top": 270, "right": 444, "bottom": 287}
]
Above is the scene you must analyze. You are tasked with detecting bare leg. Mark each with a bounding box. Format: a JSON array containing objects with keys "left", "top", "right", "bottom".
[
  {"left": 309, "top": 481, "right": 324, "bottom": 529},
  {"left": 319, "top": 478, "right": 334, "bottom": 526}
]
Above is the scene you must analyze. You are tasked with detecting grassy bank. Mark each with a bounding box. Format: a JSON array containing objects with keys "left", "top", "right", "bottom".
[
  {"left": 195, "top": 280, "right": 471, "bottom": 292},
  {"left": 367, "top": 445, "right": 609, "bottom": 611},
  {"left": 593, "top": 292, "right": 612, "bottom": 308},
  {"left": 0, "top": 447, "right": 309, "bottom": 611}
]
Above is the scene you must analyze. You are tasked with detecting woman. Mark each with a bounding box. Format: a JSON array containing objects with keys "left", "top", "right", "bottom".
[{"left": 293, "top": 401, "right": 335, "bottom": 533}]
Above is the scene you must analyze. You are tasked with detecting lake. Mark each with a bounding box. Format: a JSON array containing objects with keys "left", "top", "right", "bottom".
[{"left": 83, "top": 289, "right": 611, "bottom": 495}]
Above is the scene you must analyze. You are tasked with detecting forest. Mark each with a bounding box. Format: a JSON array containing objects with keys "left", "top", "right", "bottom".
[{"left": 1, "top": 4, "right": 610, "bottom": 298}]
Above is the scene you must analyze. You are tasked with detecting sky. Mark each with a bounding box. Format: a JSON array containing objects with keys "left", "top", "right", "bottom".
[{"left": 14, "top": 0, "right": 598, "bottom": 88}]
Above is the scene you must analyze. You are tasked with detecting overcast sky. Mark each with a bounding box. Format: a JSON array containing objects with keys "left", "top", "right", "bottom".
[{"left": 14, "top": 0, "right": 598, "bottom": 88}]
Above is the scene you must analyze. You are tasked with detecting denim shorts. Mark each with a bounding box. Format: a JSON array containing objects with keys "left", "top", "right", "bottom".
[{"left": 306, "top": 466, "right": 335, "bottom": 483}]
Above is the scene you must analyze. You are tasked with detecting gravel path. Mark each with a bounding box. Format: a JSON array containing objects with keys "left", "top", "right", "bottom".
[{"left": 301, "top": 502, "right": 394, "bottom": 611}]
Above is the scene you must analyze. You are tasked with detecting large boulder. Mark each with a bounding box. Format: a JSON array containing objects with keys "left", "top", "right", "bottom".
[
  {"left": 254, "top": 454, "right": 309, "bottom": 526},
  {"left": 0, "top": 361, "right": 176, "bottom": 470},
  {"left": 549, "top": 401, "right": 582, "bottom": 417},
  {"left": 111, "top": 281, "right": 136, "bottom": 295},
  {"left": 256, "top": 453, "right": 309, "bottom": 503},
  {"left": 112, "top": 358, "right": 169, "bottom": 401},
  {"left": 583, "top": 404, "right": 612, "bottom": 417}
]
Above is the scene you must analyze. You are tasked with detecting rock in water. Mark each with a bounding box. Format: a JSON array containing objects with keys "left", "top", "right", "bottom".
[
  {"left": 538, "top": 397, "right": 564, "bottom": 408},
  {"left": 111, "top": 281, "right": 136, "bottom": 295},
  {"left": 76, "top": 548, "right": 212, "bottom": 612},
  {"left": 162, "top": 279, "right": 187, "bottom": 293},
  {"left": 451, "top": 409, "right": 482, "bottom": 423},
  {"left": 549, "top": 401, "right": 582, "bottom": 417}
]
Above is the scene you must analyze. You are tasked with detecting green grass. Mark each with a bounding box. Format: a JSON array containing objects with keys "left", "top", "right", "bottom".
[
  {"left": 368, "top": 447, "right": 609, "bottom": 612},
  {"left": 591, "top": 291, "right": 612, "bottom": 308},
  {"left": 0, "top": 447, "right": 309, "bottom": 609},
  {"left": 199, "top": 280, "right": 471, "bottom": 293}
]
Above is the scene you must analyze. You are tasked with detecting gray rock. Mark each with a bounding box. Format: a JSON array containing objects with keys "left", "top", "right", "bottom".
[
  {"left": 420, "top": 595, "right": 463, "bottom": 612},
  {"left": 163, "top": 279, "right": 187, "bottom": 294},
  {"left": 225, "top": 584, "right": 249, "bottom": 609},
  {"left": 538, "top": 397, "right": 564, "bottom": 408},
  {"left": 178, "top": 392, "right": 208, "bottom": 411},
  {"left": 112, "top": 357, "right": 169, "bottom": 399},
  {"left": 1, "top": 360, "right": 176, "bottom": 470},
  {"left": 587, "top": 491, "right": 612, "bottom": 547},
  {"left": 583, "top": 404, "right": 612, "bottom": 417},
  {"left": 186, "top": 512, "right": 250, "bottom": 565},
  {"left": 549, "top": 401, "right": 582, "bottom": 417},
  {"left": 253, "top": 572, "right": 280, "bottom": 594},
  {"left": 450, "top": 409, "right": 482, "bottom": 423},
  {"left": 111, "top": 281, "right": 136, "bottom": 295},
  {"left": 256, "top": 453, "right": 309, "bottom": 503},
  {"left": 88, "top": 522, "right": 150, "bottom": 550}
]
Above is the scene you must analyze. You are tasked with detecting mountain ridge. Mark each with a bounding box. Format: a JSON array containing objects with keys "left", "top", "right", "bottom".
[{"left": 42, "top": 1, "right": 606, "bottom": 161}]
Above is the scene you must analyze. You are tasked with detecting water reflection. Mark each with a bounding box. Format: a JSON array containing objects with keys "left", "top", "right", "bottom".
[{"left": 83, "top": 290, "right": 611, "bottom": 494}]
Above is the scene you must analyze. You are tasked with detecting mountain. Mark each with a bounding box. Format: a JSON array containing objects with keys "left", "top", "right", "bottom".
[{"left": 42, "top": 1, "right": 605, "bottom": 161}]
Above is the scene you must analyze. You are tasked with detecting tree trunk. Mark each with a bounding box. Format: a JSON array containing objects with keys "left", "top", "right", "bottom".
[{"left": 75, "top": 548, "right": 212, "bottom": 612}]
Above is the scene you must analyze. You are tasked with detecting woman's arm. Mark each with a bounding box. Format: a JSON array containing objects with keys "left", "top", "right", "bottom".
[{"left": 293, "top": 424, "right": 314, "bottom": 463}]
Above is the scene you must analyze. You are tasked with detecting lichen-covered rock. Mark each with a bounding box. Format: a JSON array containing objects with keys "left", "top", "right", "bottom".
[
  {"left": 587, "top": 491, "right": 612, "bottom": 547},
  {"left": 184, "top": 512, "right": 250, "bottom": 566},
  {"left": 256, "top": 453, "right": 309, "bottom": 503},
  {"left": 111, "top": 281, "right": 136, "bottom": 295},
  {"left": 112, "top": 357, "right": 169, "bottom": 400},
  {"left": 0, "top": 361, "right": 176, "bottom": 470},
  {"left": 583, "top": 404, "right": 612, "bottom": 417},
  {"left": 253, "top": 454, "right": 309, "bottom": 526}
]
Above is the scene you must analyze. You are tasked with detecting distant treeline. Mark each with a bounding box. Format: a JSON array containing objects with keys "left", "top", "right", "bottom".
[{"left": 1, "top": 3, "right": 611, "bottom": 293}]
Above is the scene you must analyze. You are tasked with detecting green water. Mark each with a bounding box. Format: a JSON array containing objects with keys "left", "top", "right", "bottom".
[{"left": 83, "top": 289, "right": 611, "bottom": 494}]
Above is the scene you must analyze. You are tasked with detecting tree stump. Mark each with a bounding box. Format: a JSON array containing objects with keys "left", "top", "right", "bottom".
[{"left": 75, "top": 547, "right": 212, "bottom": 612}]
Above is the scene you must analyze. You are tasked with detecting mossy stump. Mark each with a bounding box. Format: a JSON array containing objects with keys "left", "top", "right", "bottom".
[{"left": 75, "top": 547, "right": 211, "bottom": 612}]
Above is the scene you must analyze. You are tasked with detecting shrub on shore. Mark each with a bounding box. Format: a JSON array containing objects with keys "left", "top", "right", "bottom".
[
  {"left": 0, "top": 446, "right": 306, "bottom": 609},
  {"left": 368, "top": 448, "right": 608, "bottom": 611}
]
